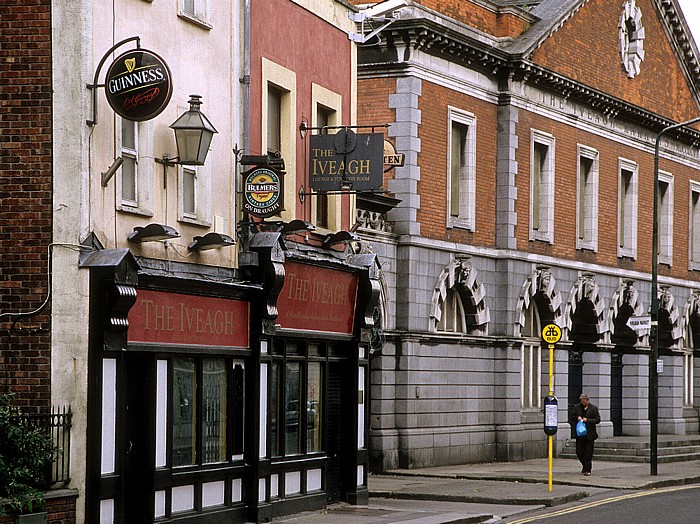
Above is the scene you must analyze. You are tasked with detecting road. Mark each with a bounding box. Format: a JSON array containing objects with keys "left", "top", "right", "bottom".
[{"left": 504, "top": 484, "right": 700, "bottom": 524}]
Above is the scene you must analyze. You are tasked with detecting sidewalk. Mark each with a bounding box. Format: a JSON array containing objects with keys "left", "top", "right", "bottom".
[{"left": 272, "top": 456, "right": 700, "bottom": 523}]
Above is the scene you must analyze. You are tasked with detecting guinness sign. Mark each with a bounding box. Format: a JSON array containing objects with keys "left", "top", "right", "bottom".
[
  {"left": 105, "top": 49, "right": 173, "bottom": 121},
  {"left": 243, "top": 167, "right": 284, "bottom": 218}
]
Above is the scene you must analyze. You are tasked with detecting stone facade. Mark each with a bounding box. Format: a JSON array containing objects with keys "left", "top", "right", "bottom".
[{"left": 356, "top": 0, "right": 700, "bottom": 470}]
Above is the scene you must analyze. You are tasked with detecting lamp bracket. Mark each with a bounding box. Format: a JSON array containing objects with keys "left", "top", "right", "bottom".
[
  {"left": 86, "top": 36, "right": 141, "bottom": 126},
  {"left": 155, "top": 154, "right": 180, "bottom": 189}
]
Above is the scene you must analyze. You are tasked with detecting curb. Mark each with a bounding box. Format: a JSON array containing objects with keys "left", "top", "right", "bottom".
[{"left": 369, "top": 489, "right": 589, "bottom": 507}]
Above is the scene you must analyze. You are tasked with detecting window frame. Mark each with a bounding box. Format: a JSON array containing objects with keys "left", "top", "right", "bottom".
[
  {"left": 178, "top": 0, "right": 212, "bottom": 29},
  {"left": 689, "top": 180, "right": 700, "bottom": 270},
  {"left": 576, "top": 145, "right": 599, "bottom": 252},
  {"left": 116, "top": 118, "right": 154, "bottom": 216},
  {"left": 617, "top": 157, "right": 638, "bottom": 259},
  {"left": 446, "top": 107, "right": 477, "bottom": 231},
  {"left": 311, "top": 83, "right": 343, "bottom": 232},
  {"left": 529, "top": 129, "right": 555, "bottom": 243},
  {"left": 658, "top": 170, "right": 674, "bottom": 266},
  {"left": 262, "top": 58, "right": 297, "bottom": 221}
]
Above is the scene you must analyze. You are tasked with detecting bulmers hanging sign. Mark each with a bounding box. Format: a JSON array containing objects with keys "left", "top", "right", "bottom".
[
  {"left": 104, "top": 49, "right": 173, "bottom": 121},
  {"left": 309, "top": 129, "right": 383, "bottom": 191},
  {"left": 243, "top": 167, "right": 284, "bottom": 218}
]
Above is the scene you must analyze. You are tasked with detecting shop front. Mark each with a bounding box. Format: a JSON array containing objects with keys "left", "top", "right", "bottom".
[
  {"left": 81, "top": 237, "right": 378, "bottom": 523},
  {"left": 251, "top": 242, "right": 378, "bottom": 521},
  {"left": 81, "top": 248, "right": 257, "bottom": 523}
]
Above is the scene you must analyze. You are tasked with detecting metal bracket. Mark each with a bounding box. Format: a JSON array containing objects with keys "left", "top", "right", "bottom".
[{"left": 86, "top": 36, "right": 141, "bottom": 126}]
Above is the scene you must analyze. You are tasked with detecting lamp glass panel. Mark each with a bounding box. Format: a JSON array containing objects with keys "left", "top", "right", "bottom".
[
  {"left": 196, "top": 130, "right": 214, "bottom": 165},
  {"left": 175, "top": 129, "right": 203, "bottom": 165}
]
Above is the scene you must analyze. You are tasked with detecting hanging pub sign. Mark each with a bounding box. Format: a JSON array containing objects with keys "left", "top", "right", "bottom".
[
  {"left": 243, "top": 167, "right": 284, "bottom": 218},
  {"left": 104, "top": 48, "right": 173, "bottom": 121},
  {"left": 309, "top": 129, "right": 384, "bottom": 191}
]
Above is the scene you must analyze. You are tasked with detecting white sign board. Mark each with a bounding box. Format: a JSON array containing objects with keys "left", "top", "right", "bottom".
[{"left": 627, "top": 315, "right": 651, "bottom": 331}]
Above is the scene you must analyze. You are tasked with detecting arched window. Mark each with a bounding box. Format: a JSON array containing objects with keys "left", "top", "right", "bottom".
[
  {"left": 522, "top": 299, "right": 542, "bottom": 409},
  {"left": 430, "top": 257, "right": 489, "bottom": 335}
]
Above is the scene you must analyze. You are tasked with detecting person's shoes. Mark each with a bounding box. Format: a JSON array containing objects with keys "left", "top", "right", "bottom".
[{"left": 583, "top": 472, "right": 591, "bottom": 476}]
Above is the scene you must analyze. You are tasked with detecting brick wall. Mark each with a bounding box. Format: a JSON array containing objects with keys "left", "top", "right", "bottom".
[
  {"left": 0, "top": 0, "right": 53, "bottom": 408},
  {"left": 0, "top": 491, "right": 77, "bottom": 523}
]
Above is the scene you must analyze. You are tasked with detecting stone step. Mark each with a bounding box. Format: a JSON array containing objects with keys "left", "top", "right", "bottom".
[{"left": 560, "top": 439, "right": 700, "bottom": 463}]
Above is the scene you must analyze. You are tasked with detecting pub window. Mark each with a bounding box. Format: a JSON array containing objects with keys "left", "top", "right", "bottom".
[
  {"left": 172, "top": 357, "right": 228, "bottom": 467},
  {"left": 182, "top": 167, "right": 196, "bottom": 217},
  {"left": 447, "top": 107, "right": 476, "bottom": 231},
  {"left": 530, "top": 130, "right": 555, "bottom": 243},
  {"left": 269, "top": 344, "right": 325, "bottom": 457},
  {"left": 618, "top": 158, "right": 638, "bottom": 259}
]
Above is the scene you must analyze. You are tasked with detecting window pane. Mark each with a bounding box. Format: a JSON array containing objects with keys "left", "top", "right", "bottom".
[
  {"left": 202, "top": 359, "right": 226, "bottom": 463},
  {"left": 307, "top": 363, "right": 323, "bottom": 452},
  {"left": 183, "top": 0, "right": 195, "bottom": 15},
  {"left": 450, "top": 122, "right": 466, "bottom": 217},
  {"left": 183, "top": 168, "right": 196, "bottom": 215},
  {"left": 121, "top": 155, "right": 136, "bottom": 203},
  {"left": 270, "top": 362, "right": 280, "bottom": 457},
  {"left": 173, "top": 358, "right": 196, "bottom": 467},
  {"left": 285, "top": 362, "right": 301, "bottom": 455},
  {"left": 122, "top": 120, "right": 135, "bottom": 149},
  {"left": 267, "top": 86, "right": 282, "bottom": 153}
]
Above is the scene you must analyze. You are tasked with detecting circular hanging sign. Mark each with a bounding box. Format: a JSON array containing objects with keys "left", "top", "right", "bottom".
[
  {"left": 104, "top": 49, "right": 173, "bottom": 121},
  {"left": 243, "top": 167, "right": 283, "bottom": 218}
]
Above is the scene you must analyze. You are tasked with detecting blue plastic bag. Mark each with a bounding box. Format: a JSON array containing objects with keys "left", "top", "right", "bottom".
[{"left": 576, "top": 419, "right": 587, "bottom": 437}]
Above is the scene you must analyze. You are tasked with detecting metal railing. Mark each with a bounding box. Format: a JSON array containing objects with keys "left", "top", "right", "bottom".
[{"left": 9, "top": 406, "right": 72, "bottom": 485}]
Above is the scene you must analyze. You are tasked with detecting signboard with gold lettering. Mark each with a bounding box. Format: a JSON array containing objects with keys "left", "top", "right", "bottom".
[
  {"left": 128, "top": 290, "right": 249, "bottom": 348},
  {"left": 277, "top": 262, "right": 358, "bottom": 335},
  {"left": 309, "top": 129, "right": 383, "bottom": 191}
]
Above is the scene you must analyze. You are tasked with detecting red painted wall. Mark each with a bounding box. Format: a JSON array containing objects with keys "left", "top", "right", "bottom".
[{"left": 250, "top": 0, "right": 354, "bottom": 224}]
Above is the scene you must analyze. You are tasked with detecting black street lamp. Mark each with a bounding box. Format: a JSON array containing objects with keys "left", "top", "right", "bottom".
[
  {"left": 651, "top": 116, "right": 700, "bottom": 475},
  {"left": 169, "top": 95, "right": 218, "bottom": 166}
]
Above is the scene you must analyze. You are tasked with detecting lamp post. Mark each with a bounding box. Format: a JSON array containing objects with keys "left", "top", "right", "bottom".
[{"left": 650, "top": 116, "right": 700, "bottom": 475}]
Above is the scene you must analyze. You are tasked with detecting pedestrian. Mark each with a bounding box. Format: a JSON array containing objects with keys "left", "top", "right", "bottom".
[{"left": 572, "top": 393, "right": 600, "bottom": 476}]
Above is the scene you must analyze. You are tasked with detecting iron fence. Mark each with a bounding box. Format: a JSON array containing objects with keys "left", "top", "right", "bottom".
[{"left": 9, "top": 406, "right": 72, "bottom": 485}]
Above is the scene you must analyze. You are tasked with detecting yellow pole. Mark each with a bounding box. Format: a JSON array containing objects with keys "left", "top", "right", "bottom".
[{"left": 548, "top": 343, "right": 554, "bottom": 492}]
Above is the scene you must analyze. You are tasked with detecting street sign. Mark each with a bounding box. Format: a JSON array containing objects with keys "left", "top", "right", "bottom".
[
  {"left": 627, "top": 315, "right": 651, "bottom": 331},
  {"left": 541, "top": 323, "right": 562, "bottom": 344}
]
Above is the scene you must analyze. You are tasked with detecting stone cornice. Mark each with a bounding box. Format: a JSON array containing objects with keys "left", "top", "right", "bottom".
[{"left": 359, "top": 15, "right": 700, "bottom": 144}]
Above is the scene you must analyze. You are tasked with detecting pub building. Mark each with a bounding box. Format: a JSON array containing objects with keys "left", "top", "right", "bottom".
[{"left": 81, "top": 228, "right": 379, "bottom": 522}]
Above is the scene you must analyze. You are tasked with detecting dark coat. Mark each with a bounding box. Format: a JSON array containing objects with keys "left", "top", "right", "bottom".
[{"left": 572, "top": 402, "right": 600, "bottom": 440}]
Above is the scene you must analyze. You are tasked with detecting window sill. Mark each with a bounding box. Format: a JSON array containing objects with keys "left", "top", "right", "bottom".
[
  {"left": 178, "top": 215, "right": 212, "bottom": 228},
  {"left": 117, "top": 206, "right": 154, "bottom": 218},
  {"left": 447, "top": 218, "right": 474, "bottom": 232},
  {"left": 178, "top": 11, "right": 213, "bottom": 30},
  {"left": 529, "top": 231, "right": 553, "bottom": 244}
]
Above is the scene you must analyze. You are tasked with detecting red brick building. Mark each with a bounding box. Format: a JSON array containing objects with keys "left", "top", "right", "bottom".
[{"left": 355, "top": 0, "right": 700, "bottom": 469}]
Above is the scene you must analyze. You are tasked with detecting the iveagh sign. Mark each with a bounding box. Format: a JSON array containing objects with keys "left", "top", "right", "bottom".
[
  {"left": 309, "top": 129, "right": 384, "bottom": 191},
  {"left": 105, "top": 49, "right": 173, "bottom": 121}
]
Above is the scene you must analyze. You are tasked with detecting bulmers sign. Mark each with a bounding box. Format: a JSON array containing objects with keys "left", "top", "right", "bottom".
[
  {"left": 243, "top": 167, "right": 284, "bottom": 218},
  {"left": 105, "top": 49, "right": 173, "bottom": 121},
  {"left": 309, "top": 129, "right": 383, "bottom": 191}
]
